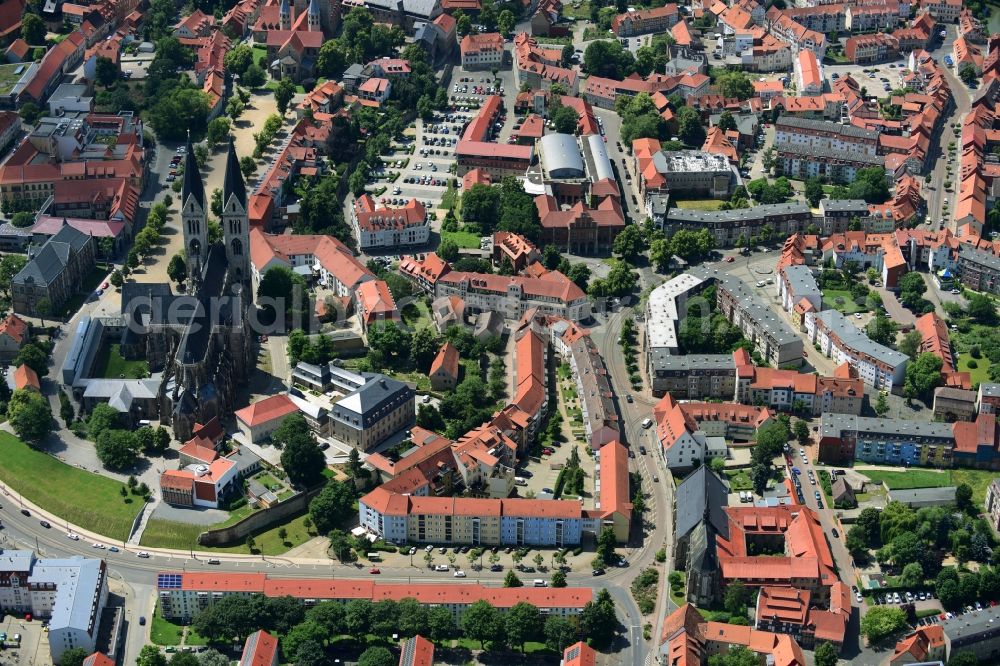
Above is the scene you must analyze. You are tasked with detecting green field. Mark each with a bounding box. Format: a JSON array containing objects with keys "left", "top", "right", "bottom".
[
  {"left": 440, "top": 229, "right": 482, "bottom": 248},
  {"left": 958, "top": 355, "right": 990, "bottom": 386},
  {"left": 823, "top": 289, "right": 868, "bottom": 314},
  {"left": 0, "top": 63, "right": 24, "bottom": 95},
  {"left": 951, "top": 468, "right": 998, "bottom": 506},
  {"left": 0, "top": 432, "right": 140, "bottom": 540},
  {"left": 401, "top": 300, "right": 433, "bottom": 330},
  {"left": 141, "top": 512, "right": 316, "bottom": 555},
  {"left": 725, "top": 470, "right": 752, "bottom": 491},
  {"left": 861, "top": 469, "right": 951, "bottom": 490},
  {"left": 673, "top": 199, "right": 727, "bottom": 211},
  {"left": 92, "top": 342, "right": 149, "bottom": 379},
  {"left": 150, "top": 603, "right": 208, "bottom": 646}
]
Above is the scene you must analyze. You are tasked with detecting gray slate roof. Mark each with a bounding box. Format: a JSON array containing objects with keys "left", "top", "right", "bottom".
[
  {"left": 775, "top": 115, "right": 879, "bottom": 140},
  {"left": 14, "top": 224, "right": 91, "bottom": 286},
  {"left": 820, "top": 412, "right": 954, "bottom": 441},
  {"left": 675, "top": 465, "right": 730, "bottom": 541},
  {"left": 812, "top": 309, "right": 908, "bottom": 369},
  {"left": 665, "top": 201, "right": 810, "bottom": 225}
]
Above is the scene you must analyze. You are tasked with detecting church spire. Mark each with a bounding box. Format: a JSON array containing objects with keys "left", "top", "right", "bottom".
[
  {"left": 181, "top": 132, "right": 204, "bottom": 210},
  {"left": 223, "top": 138, "right": 246, "bottom": 209}
]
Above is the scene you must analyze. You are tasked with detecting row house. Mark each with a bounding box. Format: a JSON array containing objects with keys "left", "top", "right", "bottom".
[
  {"left": 806, "top": 309, "right": 908, "bottom": 391},
  {"left": 611, "top": 4, "right": 679, "bottom": 37}
]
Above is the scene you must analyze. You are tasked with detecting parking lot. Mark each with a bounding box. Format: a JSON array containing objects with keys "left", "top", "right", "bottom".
[
  {"left": 826, "top": 59, "right": 911, "bottom": 95},
  {"left": 518, "top": 439, "right": 599, "bottom": 504},
  {"left": 0, "top": 616, "right": 52, "bottom": 666}
]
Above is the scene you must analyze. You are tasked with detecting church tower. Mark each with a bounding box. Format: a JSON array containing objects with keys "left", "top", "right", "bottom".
[
  {"left": 222, "top": 138, "right": 250, "bottom": 283},
  {"left": 180, "top": 135, "right": 207, "bottom": 283},
  {"left": 307, "top": 0, "right": 321, "bottom": 31},
  {"left": 279, "top": 0, "right": 291, "bottom": 30}
]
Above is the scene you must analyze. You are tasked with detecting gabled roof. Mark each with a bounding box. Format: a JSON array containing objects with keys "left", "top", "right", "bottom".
[
  {"left": 429, "top": 341, "right": 459, "bottom": 379},
  {"left": 182, "top": 135, "right": 205, "bottom": 209},
  {"left": 224, "top": 138, "right": 247, "bottom": 208},
  {"left": 234, "top": 394, "right": 298, "bottom": 428}
]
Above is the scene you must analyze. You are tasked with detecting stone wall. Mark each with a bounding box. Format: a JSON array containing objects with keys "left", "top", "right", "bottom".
[{"left": 197, "top": 486, "right": 323, "bottom": 546}]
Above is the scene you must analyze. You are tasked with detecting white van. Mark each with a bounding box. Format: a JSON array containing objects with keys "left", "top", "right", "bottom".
[
  {"left": 367, "top": 552, "right": 382, "bottom": 561},
  {"left": 514, "top": 477, "right": 528, "bottom": 486},
  {"left": 641, "top": 418, "right": 653, "bottom": 429},
  {"left": 533, "top": 579, "right": 547, "bottom": 587}
]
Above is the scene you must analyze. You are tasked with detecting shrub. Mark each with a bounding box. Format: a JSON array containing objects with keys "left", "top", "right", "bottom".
[
  {"left": 967, "top": 359, "right": 978, "bottom": 369},
  {"left": 970, "top": 345, "right": 981, "bottom": 359}
]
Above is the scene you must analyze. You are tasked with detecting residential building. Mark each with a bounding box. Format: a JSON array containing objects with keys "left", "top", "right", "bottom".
[
  {"left": 343, "top": 0, "right": 443, "bottom": 30},
  {"left": 355, "top": 279, "right": 400, "bottom": 332},
  {"left": 159, "top": 458, "right": 240, "bottom": 508},
  {"left": 460, "top": 32, "right": 504, "bottom": 70},
  {"left": 986, "top": 478, "right": 1000, "bottom": 533},
  {"left": 774, "top": 116, "right": 884, "bottom": 183},
  {"left": 456, "top": 95, "right": 534, "bottom": 179},
  {"left": 434, "top": 269, "right": 591, "bottom": 322},
  {"left": 648, "top": 353, "right": 737, "bottom": 398},
  {"left": 957, "top": 245, "right": 1000, "bottom": 294},
  {"left": 239, "top": 630, "right": 279, "bottom": 666},
  {"left": 562, "top": 642, "right": 596, "bottom": 666},
  {"left": 932, "top": 387, "right": 977, "bottom": 422},
  {"left": 611, "top": 5, "right": 679, "bottom": 36},
  {"left": 717, "top": 506, "right": 837, "bottom": 597},
  {"left": 0, "top": 312, "right": 28, "bottom": 363},
  {"left": 817, "top": 412, "right": 956, "bottom": 465},
  {"left": 12, "top": 224, "right": 97, "bottom": 317},
  {"left": 491, "top": 232, "right": 540, "bottom": 273},
  {"left": 8, "top": 363, "right": 39, "bottom": 392},
  {"left": 890, "top": 625, "right": 947, "bottom": 666},
  {"left": 429, "top": 341, "right": 459, "bottom": 391},
  {"left": 845, "top": 32, "right": 900, "bottom": 64},
  {"left": 0, "top": 552, "right": 108, "bottom": 663},
  {"left": 582, "top": 72, "right": 708, "bottom": 110},
  {"left": 658, "top": 604, "right": 807, "bottom": 666},
  {"left": 352, "top": 195, "right": 430, "bottom": 251},
  {"left": 920, "top": 0, "right": 962, "bottom": 23},
  {"left": 777, "top": 264, "right": 822, "bottom": 316},
  {"left": 977, "top": 383, "right": 1000, "bottom": 415},
  {"left": 327, "top": 369, "right": 414, "bottom": 451},
  {"left": 936, "top": 603, "right": 1000, "bottom": 662},
  {"left": 400, "top": 635, "right": 435, "bottom": 666},
  {"left": 399, "top": 252, "right": 450, "bottom": 293},
  {"left": 513, "top": 33, "right": 579, "bottom": 95},
  {"left": 249, "top": 228, "right": 374, "bottom": 298},
  {"left": 806, "top": 309, "right": 909, "bottom": 391},
  {"left": 156, "top": 572, "right": 591, "bottom": 623},
  {"left": 633, "top": 142, "right": 736, "bottom": 199},
  {"left": 234, "top": 394, "right": 300, "bottom": 444},
  {"left": 794, "top": 50, "right": 823, "bottom": 96},
  {"left": 657, "top": 202, "right": 814, "bottom": 248}
]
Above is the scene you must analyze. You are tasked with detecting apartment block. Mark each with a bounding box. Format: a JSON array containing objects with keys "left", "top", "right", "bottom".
[
  {"left": 817, "top": 413, "right": 955, "bottom": 465},
  {"left": 611, "top": 5, "right": 679, "bottom": 37},
  {"left": 156, "top": 572, "right": 593, "bottom": 623},
  {"left": 806, "top": 309, "right": 908, "bottom": 391},
  {"left": 957, "top": 244, "right": 1000, "bottom": 295},
  {"left": 460, "top": 32, "right": 504, "bottom": 70}
]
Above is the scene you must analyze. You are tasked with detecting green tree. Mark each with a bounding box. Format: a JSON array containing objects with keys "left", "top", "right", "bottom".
[
  {"left": 967, "top": 293, "right": 997, "bottom": 324},
  {"left": 899, "top": 329, "right": 923, "bottom": 359},
  {"left": 95, "top": 429, "right": 141, "bottom": 470},
  {"left": 257, "top": 265, "right": 309, "bottom": 324},
  {"left": 357, "top": 646, "right": 394, "bottom": 666},
  {"left": 504, "top": 570, "right": 523, "bottom": 587},
  {"left": 22, "top": 13, "right": 45, "bottom": 44},
  {"left": 579, "top": 589, "right": 618, "bottom": 648},
  {"left": 860, "top": 606, "right": 907, "bottom": 644},
  {"left": 148, "top": 88, "right": 210, "bottom": 142},
  {"left": 167, "top": 253, "right": 187, "bottom": 284},
  {"left": 95, "top": 56, "right": 119, "bottom": 87},
  {"left": 462, "top": 599, "right": 505, "bottom": 649},
  {"left": 956, "top": 483, "right": 974, "bottom": 512},
  {"left": 543, "top": 615, "right": 579, "bottom": 653},
  {"left": 137, "top": 646, "right": 168, "bottom": 666},
  {"left": 813, "top": 641, "right": 839, "bottom": 666},
  {"left": 242, "top": 63, "right": 266, "bottom": 88},
  {"left": 677, "top": 105, "right": 706, "bottom": 146},
  {"left": 224, "top": 44, "right": 254, "bottom": 76},
  {"left": 613, "top": 224, "right": 644, "bottom": 261},
  {"left": 19, "top": 101, "right": 42, "bottom": 125},
  {"left": 206, "top": 117, "right": 231, "bottom": 147},
  {"left": 708, "top": 646, "right": 760, "bottom": 666},
  {"left": 59, "top": 648, "right": 88, "bottom": 666},
  {"left": 309, "top": 480, "right": 355, "bottom": 534},
  {"left": 875, "top": 392, "right": 889, "bottom": 417},
  {"left": 505, "top": 602, "right": 541, "bottom": 652},
  {"left": 715, "top": 71, "right": 753, "bottom": 100},
  {"left": 583, "top": 40, "right": 636, "bottom": 79},
  {"left": 240, "top": 155, "right": 256, "bottom": 180},
  {"left": 948, "top": 652, "right": 980, "bottom": 666},
  {"left": 274, "top": 78, "right": 296, "bottom": 115},
  {"left": 14, "top": 342, "right": 49, "bottom": 376},
  {"left": 438, "top": 238, "right": 459, "bottom": 262},
  {"left": 724, "top": 579, "right": 751, "bottom": 615},
  {"left": 552, "top": 104, "right": 580, "bottom": 134},
  {"left": 317, "top": 40, "right": 349, "bottom": 78},
  {"left": 277, "top": 417, "right": 325, "bottom": 487},
  {"left": 8, "top": 389, "right": 52, "bottom": 444},
  {"left": 866, "top": 313, "right": 897, "bottom": 346},
  {"left": 904, "top": 352, "right": 944, "bottom": 401},
  {"left": 716, "top": 111, "right": 737, "bottom": 132}
]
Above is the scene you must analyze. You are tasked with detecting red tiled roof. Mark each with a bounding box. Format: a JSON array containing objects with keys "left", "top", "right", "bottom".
[
  {"left": 240, "top": 630, "right": 278, "bottom": 666},
  {"left": 12, "top": 364, "right": 39, "bottom": 391},
  {"left": 234, "top": 394, "right": 298, "bottom": 428},
  {"left": 429, "top": 341, "right": 459, "bottom": 379},
  {"left": 0, "top": 313, "right": 28, "bottom": 345}
]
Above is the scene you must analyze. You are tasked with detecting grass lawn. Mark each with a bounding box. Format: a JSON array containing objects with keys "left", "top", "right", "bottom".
[
  {"left": 950, "top": 468, "right": 998, "bottom": 506},
  {"left": 440, "top": 183, "right": 457, "bottom": 211},
  {"left": 440, "top": 229, "right": 481, "bottom": 248},
  {"left": 150, "top": 603, "right": 183, "bottom": 646},
  {"left": 91, "top": 342, "right": 149, "bottom": 379},
  {"left": 0, "top": 64, "right": 24, "bottom": 95},
  {"left": 725, "top": 470, "right": 752, "bottom": 491},
  {"left": 673, "top": 199, "right": 726, "bottom": 211},
  {"left": 958, "top": 355, "right": 990, "bottom": 386},
  {"left": 0, "top": 432, "right": 140, "bottom": 541},
  {"left": 861, "top": 469, "right": 951, "bottom": 490},
  {"left": 141, "top": 512, "right": 317, "bottom": 554},
  {"left": 252, "top": 46, "right": 267, "bottom": 66},
  {"left": 823, "top": 289, "right": 867, "bottom": 314},
  {"left": 401, "top": 300, "right": 433, "bottom": 330}
]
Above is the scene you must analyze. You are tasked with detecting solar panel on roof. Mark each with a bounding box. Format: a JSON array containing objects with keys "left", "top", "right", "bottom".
[{"left": 157, "top": 573, "right": 182, "bottom": 589}]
